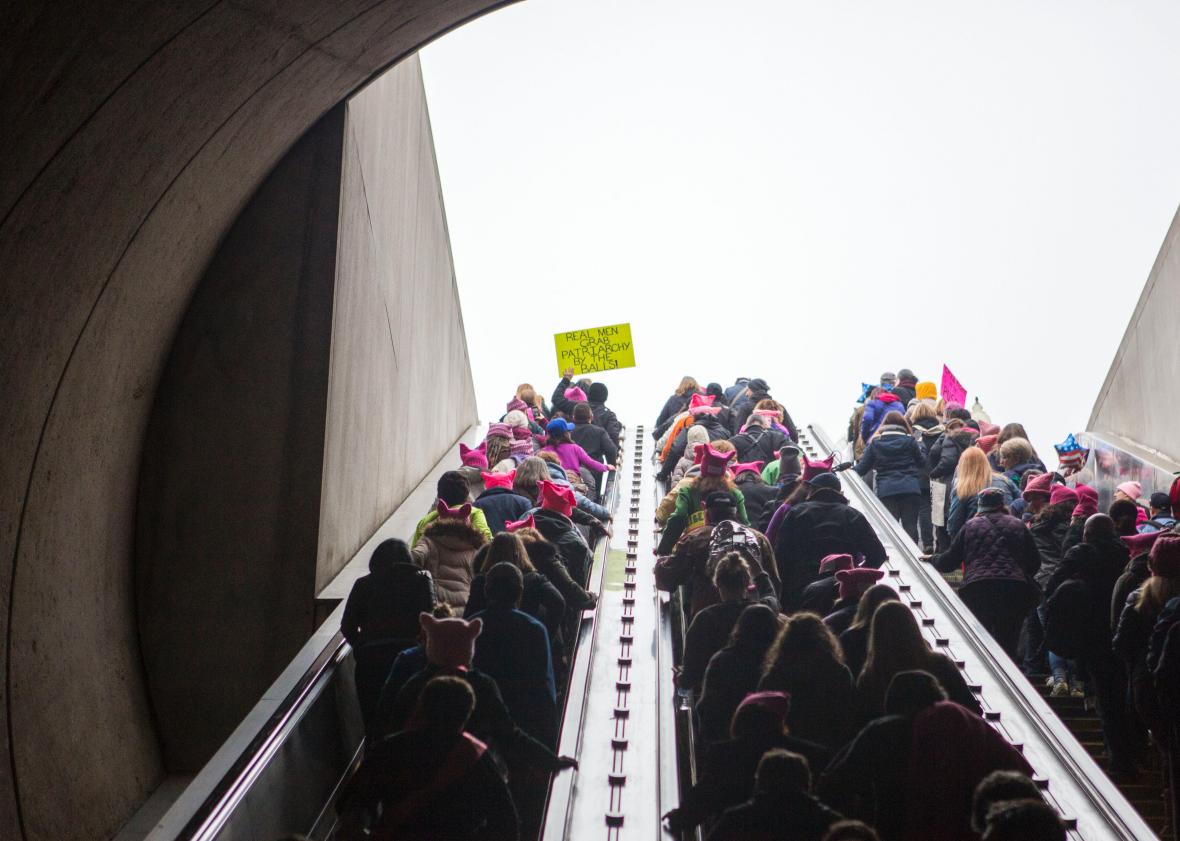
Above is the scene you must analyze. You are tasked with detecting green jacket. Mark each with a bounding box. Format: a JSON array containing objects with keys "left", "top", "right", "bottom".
[
  {"left": 657, "top": 485, "right": 748, "bottom": 555},
  {"left": 412, "top": 507, "right": 493, "bottom": 547}
]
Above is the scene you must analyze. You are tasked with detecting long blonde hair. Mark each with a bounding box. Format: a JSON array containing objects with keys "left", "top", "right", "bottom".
[
  {"left": 954, "top": 446, "right": 999, "bottom": 500},
  {"left": 676, "top": 376, "right": 700, "bottom": 396},
  {"left": 1135, "top": 575, "right": 1180, "bottom": 618}
]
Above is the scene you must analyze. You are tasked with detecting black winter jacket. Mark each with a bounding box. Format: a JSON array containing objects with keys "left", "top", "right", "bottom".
[
  {"left": 654, "top": 393, "right": 692, "bottom": 439},
  {"left": 1112, "top": 552, "right": 1151, "bottom": 633},
  {"left": 696, "top": 643, "right": 769, "bottom": 745},
  {"left": 708, "top": 791, "right": 843, "bottom": 841},
  {"left": 570, "top": 421, "right": 618, "bottom": 466},
  {"left": 933, "top": 511, "right": 1041, "bottom": 595},
  {"left": 773, "top": 488, "right": 888, "bottom": 610},
  {"left": 854, "top": 426, "right": 925, "bottom": 498},
  {"left": 730, "top": 426, "right": 789, "bottom": 466},
  {"left": 1044, "top": 537, "right": 1128, "bottom": 652},
  {"left": 734, "top": 478, "right": 780, "bottom": 534},
  {"left": 523, "top": 538, "right": 595, "bottom": 612},
  {"left": 342, "top": 564, "right": 436, "bottom": 649},
  {"left": 681, "top": 596, "right": 780, "bottom": 692},
  {"left": 532, "top": 508, "right": 595, "bottom": 587},
  {"left": 799, "top": 575, "right": 840, "bottom": 618},
  {"left": 759, "top": 658, "right": 857, "bottom": 749},
  {"left": 1029, "top": 504, "right": 1074, "bottom": 588},
  {"left": 465, "top": 570, "right": 565, "bottom": 638},
  {"left": 912, "top": 419, "right": 943, "bottom": 485},
  {"left": 588, "top": 400, "right": 622, "bottom": 445},
  {"left": 928, "top": 428, "right": 977, "bottom": 481},
  {"left": 473, "top": 487, "right": 533, "bottom": 535}
]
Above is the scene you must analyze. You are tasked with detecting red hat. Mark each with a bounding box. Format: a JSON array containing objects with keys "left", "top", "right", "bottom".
[
  {"left": 736, "top": 691, "right": 791, "bottom": 720},
  {"left": 1121, "top": 530, "right": 1163, "bottom": 557},
  {"left": 436, "top": 499, "right": 472, "bottom": 520},
  {"left": 689, "top": 393, "right": 719, "bottom": 415},
  {"left": 980, "top": 422, "right": 1001, "bottom": 437},
  {"left": 733, "top": 461, "right": 765, "bottom": 477},
  {"left": 977, "top": 434, "right": 998, "bottom": 455},
  {"left": 460, "top": 442, "right": 488, "bottom": 469},
  {"left": 538, "top": 480, "right": 576, "bottom": 517},
  {"left": 480, "top": 470, "right": 516, "bottom": 490},
  {"left": 819, "top": 553, "right": 854, "bottom": 575},
  {"left": 1021, "top": 472, "right": 1054, "bottom": 501},
  {"left": 836, "top": 567, "right": 886, "bottom": 601},
  {"left": 1150, "top": 535, "right": 1180, "bottom": 578},
  {"left": 802, "top": 454, "right": 836, "bottom": 482},
  {"left": 1170, "top": 476, "right": 1180, "bottom": 518},
  {"left": 1049, "top": 485, "right": 1078, "bottom": 508},
  {"left": 505, "top": 515, "right": 536, "bottom": 532},
  {"left": 1072, "top": 484, "right": 1099, "bottom": 519},
  {"left": 700, "top": 444, "right": 736, "bottom": 478}
]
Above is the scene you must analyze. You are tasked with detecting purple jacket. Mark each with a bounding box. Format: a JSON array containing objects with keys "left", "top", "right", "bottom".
[{"left": 544, "top": 442, "right": 609, "bottom": 474}]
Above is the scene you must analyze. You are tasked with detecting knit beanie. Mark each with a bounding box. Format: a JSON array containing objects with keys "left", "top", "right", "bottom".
[
  {"left": 564, "top": 386, "right": 589, "bottom": 403},
  {"left": 587, "top": 382, "right": 608, "bottom": 402},
  {"left": 689, "top": 393, "right": 719, "bottom": 415},
  {"left": 737, "top": 691, "right": 790, "bottom": 721},
  {"left": 733, "top": 461, "right": 765, "bottom": 478},
  {"left": 504, "top": 410, "right": 529, "bottom": 430},
  {"left": 802, "top": 454, "right": 836, "bottom": 482},
  {"left": 420, "top": 613, "right": 482, "bottom": 669},
  {"left": 510, "top": 438, "right": 534, "bottom": 457},
  {"left": 818, "top": 553, "right": 854, "bottom": 575},
  {"left": 459, "top": 442, "right": 488, "bottom": 469},
  {"left": 1021, "top": 472, "right": 1054, "bottom": 501},
  {"left": 915, "top": 381, "right": 938, "bottom": 401},
  {"left": 979, "top": 422, "right": 1001, "bottom": 438},
  {"left": 480, "top": 470, "right": 516, "bottom": 490},
  {"left": 538, "top": 480, "right": 576, "bottom": 517},
  {"left": 977, "top": 434, "right": 998, "bottom": 455},
  {"left": 700, "top": 444, "right": 736, "bottom": 478},
  {"left": 1122, "top": 530, "right": 1163, "bottom": 558},
  {"left": 1149, "top": 535, "right": 1180, "bottom": 578},
  {"left": 836, "top": 568, "right": 886, "bottom": 601},
  {"left": 1049, "top": 485, "right": 1079, "bottom": 508},
  {"left": 505, "top": 515, "right": 536, "bottom": 532},
  {"left": 1072, "top": 485, "right": 1099, "bottom": 519},
  {"left": 1117, "top": 481, "right": 1143, "bottom": 502},
  {"left": 977, "top": 487, "right": 1006, "bottom": 513},
  {"left": 505, "top": 397, "right": 529, "bottom": 414},
  {"left": 486, "top": 422, "right": 511, "bottom": 439},
  {"left": 807, "top": 472, "right": 842, "bottom": 493},
  {"left": 436, "top": 499, "right": 472, "bottom": 520},
  {"left": 686, "top": 425, "right": 710, "bottom": 448}
]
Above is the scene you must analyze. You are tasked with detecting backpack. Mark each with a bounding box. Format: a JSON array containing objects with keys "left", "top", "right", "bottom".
[
  {"left": 706, "top": 520, "right": 764, "bottom": 580},
  {"left": 1043, "top": 579, "right": 1092, "bottom": 659}
]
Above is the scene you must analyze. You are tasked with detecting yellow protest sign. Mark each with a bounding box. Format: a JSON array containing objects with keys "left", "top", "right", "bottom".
[{"left": 554, "top": 322, "right": 636, "bottom": 376}]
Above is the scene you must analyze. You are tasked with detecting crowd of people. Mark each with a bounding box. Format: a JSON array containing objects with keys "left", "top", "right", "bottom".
[
  {"left": 336, "top": 371, "right": 621, "bottom": 840},
  {"left": 651, "top": 372, "right": 1180, "bottom": 840}
]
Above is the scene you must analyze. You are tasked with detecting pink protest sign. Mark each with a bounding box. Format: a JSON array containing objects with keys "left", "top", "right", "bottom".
[{"left": 941, "top": 365, "right": 967, "bottom": 407}]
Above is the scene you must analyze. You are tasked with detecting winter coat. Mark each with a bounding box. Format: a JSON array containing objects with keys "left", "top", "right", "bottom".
[
  {"left": 469, "top": 605, "right": 557, "bottom": 746},
  {"left": 465, "top": 571, "right": 565, "bottom": 639},
  {"left": 730, "top": 426, "right": 789, "bottom": 466},
  {"left": 671, "top": 732, "right": 832, "bottom": 832},
  {"left": 1029, "top": 505, "right": 1074, "bottom": 588},
  {"left": 543, "top": 441, "right": 608, "bottom": 474},
  {"left": 670, "top": 451, "right": 699, "bottom": 485},
  {"left": 857, "top": 652, "right": 982, "bottom": 724},
  {"left": 337, "top": 729, "right": 517, "bottom": 841},
  {"left": 892, "top": 380, "right": 917, "bottom": 408},
  {"left": 945, "top": 475, "right": 1020, "bottom": 538},
  {"left": 571, "top": 421, "right": 617, "bottom": 466},
  {"left": 1112, "top": 552, "right": 1151, "bottom": 633},
  {"left": 820, "top": 702, "right": 1031, "bottom": 841},
  {"left": 1114, "top": 592, "right": 1167, "bottom": 733},
  {"left": 733, "top": 389, "right": 773, "bottom": 434},
  {"left": 734, "top": 478, "right": 780, "bottom": 534},
  {"left": 799, "top": 576, "right": 840, "bottom": 618},
  {"left": 1044, "top": 537, "right": 1128, "bottom": 654},
  {"left": 822, "top": 598, "right": 859, "bottom": 637},
  {"left": 854, "top": 425, "right": 925, "bottom": 499},
  {"left": 680, "top": 595, "right": 781, "bottom": 692},
  {"left": 912, "top": 419, "right": 943, "bottom": 485},
  {"left": 550, "top": 376, "right": 579, "bottom": 417},
  {"left": 838, "top": 624, "right": 871, "bottom": 679},
  {"left": 655, "top": 393, "right": 692, "bottom": 439},
  {"left": 655, "top": 523, "right": 779, "bottom": 618},
  {"left": 522, "top": 538, "right": 595, "bottom": 614},
  {"left": 1002, "top": 461, "right": 1043, "bottom": 489},
  {"left": 384, "top": 663, "right": 561, "bottom": 772},
  {"left": 342, "top": 564, "right": 437, "bottom": 650},
  {"left": 933, "top": 512, "right": 1040, "bottom": 610},
  {"left": 759, "top": 659, "right": 857, "bottom": 748},
  {"left": 411, "top": 519, "right": 487, "bottom": 608},
  {"left": 658, "top": 485, "right": 749, "bottom": 555},
  {"left": 473, "top": 487, "right": 534, "bottom": 535},
  {"left": 696, "top": 644, "right": 771, "bottom": 745},
  {"left": 588, "top": 399, "right": 622, "bottom": 446},
  {"left": 927, "top": 428, "right": 977, "bottom": 482},
  {"left": 663, "top": 415, "right": 731, "bottom": 475},
  {"left": 707, "top": 790, "right": 844, "bottom": 841},
  {"left": 773, "top": 488, "right": 888, "bottom": 610},
  {"left": 531, "top": 508, "right": 594, "bottom": 587},
  {"left": 859, "top": 392, "right": 905, "bottom": 442}
]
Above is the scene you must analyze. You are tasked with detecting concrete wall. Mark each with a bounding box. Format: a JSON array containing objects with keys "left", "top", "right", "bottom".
[
  {"left": 135, "top": 107, "right": 344, "bottom": 774},
  {"left": 317, "top": 57, "right": 477, "bottom": 591},
  {"left": 1088, "top": 204, "right": 1180, "bottom": 471}
]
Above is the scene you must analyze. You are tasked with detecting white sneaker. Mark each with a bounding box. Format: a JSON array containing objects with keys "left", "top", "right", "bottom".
[{"left": 1050, "top": 679, "right": 1069, "bottom": 697}]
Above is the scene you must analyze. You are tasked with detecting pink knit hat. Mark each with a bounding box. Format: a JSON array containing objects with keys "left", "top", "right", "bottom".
[
  {"left": 836, "top": 568, "right": 886, "bottom": 601},
  {"left": 1049, "top": 485, "right": 1079, "bottom": 508},
  {"left": 564, "top": 386, "right": 588, "bottom": 403},
  {"left": 979, "top": 422, "right": 1001, "bottom": 438},
  {"left": 436, "top": 499, "right": 472, "bottom": 520},
  {"left": 480, "top": 470, "right": 515, "bottom": 490},
  {"left": 977, "top": 434, "right": 998, "bottom": 455},
  {"left": 1149, "top": 535, "right": 1180, "bottom": 578},
  {"left": 459, "top": 442, "right": 488, "bottom": 469},
  {"left": 1122, "top": 530, "right": 1163, "bottom": 557},
  {"left": 511, "top": 425, "right": 532, "bottom": 441},
  {"left": 736, "top": 691, "right": 791, "bottom": 720},
  {"left": 688, "top": 393, "right": 719, "bottom": 415},
  {"left": 420, "top": 613, "right": 482, "bottom": 669},
  {"left": 1072, "top": 484, "right": 1099, "bottom": 519},
  {"left": 732, "top": 461, "right": 765, "bottom": 477},
  {"left": 819, "top": 553, "right": 854, "bottom": 575},
  {"left": 1117, "top": 481, "right": 1142, "bottom": 501},
  {"left": 505, "top": 515, "right": 536, "bottom": 532},
  {"left": 802, "top": 454, "right": 836, "bottom": 482},
  {"left": 700, "top": 444, "right": 736, "bottom": 478},
  {"left": 1021, "top": 472, "right": 1054, "bottom": 501},
  {"left": 486, "top": 422, "right": 511, "bottom": 439},
  {"left": 509, "top": 438, "right": 534, "bottom": 457},
  {"left": 506, "top": 397, "right": 529, "bottom": 413},
  {"left": 538, "top": 480, "right": 576, "bottom": 517}
]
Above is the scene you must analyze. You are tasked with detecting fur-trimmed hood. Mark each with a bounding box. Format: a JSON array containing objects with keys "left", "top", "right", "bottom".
[{"left": 422, "top": 518, "right": 486, "bottom": 551}]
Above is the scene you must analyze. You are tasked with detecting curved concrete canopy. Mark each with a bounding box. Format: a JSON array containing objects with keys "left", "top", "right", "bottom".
[{"left": 0, "top": 2, "right": 507, "bottom": 838}]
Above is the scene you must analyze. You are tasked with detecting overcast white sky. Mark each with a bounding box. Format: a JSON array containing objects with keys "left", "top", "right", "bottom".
[{"left": 420, "top": 0, "right": 1180, "bottom": 463}]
